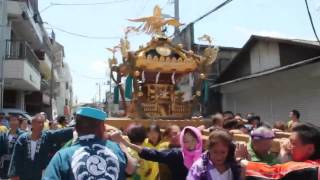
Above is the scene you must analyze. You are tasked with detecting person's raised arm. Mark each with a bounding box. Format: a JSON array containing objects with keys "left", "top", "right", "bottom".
[
  {"left": 110, "top": 131, "right": 177, "bottom": 164},
  {"left": 235, "top": 141, "right": 249, "bottom": 180},
  {"left": 107, "top": 131, "right": 138, "bottom": 175},
  {"left": 118, "top": 143, "right": 138, "bottom": 175},
  {"left": 110, "top": 131, "right": 143, "bottom": 153},
  {"left": 278, "top": 138, "right": 292, "bottom": 163},
  {"left": 48, "top": 127, "right": 74, "bottom": 144}
]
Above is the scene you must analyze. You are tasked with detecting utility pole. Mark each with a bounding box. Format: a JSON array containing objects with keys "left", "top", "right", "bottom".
[
  {"left": 109, "top": 73, "right": 112, "bottom": 93},
  {"left": 96, "top": 83, "right": 101, "bottom": 104},
  {"left": 174, "top": 0, "right": 180, "bottom": 35},
  {"left": 48, "top": 32, "right": 56, "bottom": 121},
  {"left": 49, "top": 60, "right": 54, "bottom": 119},
  {"left": 101, "top": 82, "right": 107, "bottom": 103},
  {"left": 0, "top": 0, "right": 8, "bottom": 112}
]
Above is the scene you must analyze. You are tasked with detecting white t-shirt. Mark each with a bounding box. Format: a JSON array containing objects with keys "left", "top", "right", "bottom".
[
  {"left": 30, "top": 140, "right": 38, "bottom": 161},
  {"left": 8, "top": 134, "right": 13, "bottom": 142},
  {"left": 209, "top": 168, "right": 233, "bottom": 180}
]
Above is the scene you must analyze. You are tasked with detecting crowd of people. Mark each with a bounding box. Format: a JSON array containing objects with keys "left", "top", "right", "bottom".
[{"left": 0, "top": 108, "right": 319, "bottom": 180}]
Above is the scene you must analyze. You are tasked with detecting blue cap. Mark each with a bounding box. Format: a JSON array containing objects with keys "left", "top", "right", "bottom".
[{"left": 76, "top": 107, "right": 107, "bottom": 121}]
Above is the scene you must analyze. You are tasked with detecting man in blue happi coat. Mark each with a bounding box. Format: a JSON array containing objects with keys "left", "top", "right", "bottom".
[
  {"left": 8, "top": 114, "right": 74, "bottom": 180},
  {"left": 0, "top": 115, "right": 24, "bottom": 179},
  {"left": 43, "top": 107, "right": 130, "bottom": 180}
]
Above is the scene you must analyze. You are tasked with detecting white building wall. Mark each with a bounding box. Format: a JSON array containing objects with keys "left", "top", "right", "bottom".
[
  {"left": 221, "top": 61, "right": 320, "bottom": 125},
  {"left": 55, "top": 63, "right": 72, "bottom": 117},
  {"left": 51, "top": 42, "right": 73, "bottom": 117},
  {"left": 64, "top": 64, "right": 72, "bottom": 111},
  {"left": 56, "top": 81, "right": 65, "bottom": 117}
]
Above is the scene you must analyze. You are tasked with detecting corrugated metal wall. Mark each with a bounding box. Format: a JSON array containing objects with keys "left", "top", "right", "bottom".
[
  {"left": 221, "top": 61, "right": 320, "bottom": 125},
  {"left": 250, "top": 41, "right": 280, "bottom": 73}
]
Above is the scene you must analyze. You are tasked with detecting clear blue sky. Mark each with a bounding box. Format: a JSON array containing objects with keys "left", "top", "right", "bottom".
[{"left": 39, "top": 0, "right": 320, "bottom": 103}]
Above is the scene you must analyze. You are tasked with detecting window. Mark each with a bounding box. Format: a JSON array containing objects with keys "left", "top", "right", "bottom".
[
  {"left": 65, "top": 99, "right": 68, "bottom": 106},
  {"left": 66, "top": 82, "right": 69, "bottom": 90}
]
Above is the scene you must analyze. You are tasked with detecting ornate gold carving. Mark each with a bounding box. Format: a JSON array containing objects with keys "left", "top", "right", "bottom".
[{"left": 128, "top": 5, "right": 183, "bottom": 36}]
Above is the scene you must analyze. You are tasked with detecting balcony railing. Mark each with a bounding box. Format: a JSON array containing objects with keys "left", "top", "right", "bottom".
[
  {"left": 10, "top": 0, "right": 38, "bottom": 13},
  {"left": 5, "top": 40, "right": 40, "bottom": 71}
]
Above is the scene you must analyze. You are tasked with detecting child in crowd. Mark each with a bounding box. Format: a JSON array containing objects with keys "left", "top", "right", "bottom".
[
  {"left": 156, "top": 124, "right": 181, "bottom": 180},
  {"left": 187, "top": 129, "right": 242, "bottom": 180},
  {"left": 143, "top": 124, "right": 163, "bottom": 148},
  {"left": 126, "top": 124, "right": 154, "bottom": 180},
  {"left": 112, "top": 126, "right": 203, "bottom": 180},
  {"left": 142, "top": 124, "right": 164, "bottom": 179},
  {"left": 162, "top": 124, "right": 181, "bottom": 148}
]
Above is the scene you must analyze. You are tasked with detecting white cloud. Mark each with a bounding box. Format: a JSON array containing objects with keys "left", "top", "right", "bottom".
[
  {"left": 234, "top": 26, "right": 288, "bottom": 38},
  {"left": 317, "top": 3, "right": 320, "bottom": 11},
  {"left": 90, "top": 60, "right": 108, "bottom": 74}
]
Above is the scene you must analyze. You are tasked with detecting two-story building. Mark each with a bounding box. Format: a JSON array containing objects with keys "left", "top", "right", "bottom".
[{"left": 212, "top": 35, "right": 320, "bottom": 125}]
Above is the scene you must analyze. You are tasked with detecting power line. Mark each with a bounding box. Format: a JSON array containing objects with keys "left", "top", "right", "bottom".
[
  {"left": 304, "top": 0, "right": 320, "bottom": 45},
  {"left": 40, "top": 0, "right": 130, "bottom": 13},
  {"left": 161, "top": 0, "right": 172, "bottom": 10},
  {"left": 192, "top": 0, "right": 233, "bottom": 24},
  {"left": 44, "top": 22, "right": 121, "bottom": 40},
  {"left": 51, "top": 0, "right": 130, "bottom": 6},
  {"left": 40, "top": 4, "right": 53, "bottom": 13},
  {"left": 161, "top": 3, "right": 168, "bottom": 11}
]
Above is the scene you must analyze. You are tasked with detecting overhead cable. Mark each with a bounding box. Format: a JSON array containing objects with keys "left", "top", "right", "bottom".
[
  {"left": 44, "top": 22, "right": 121, "bottom": 40},
  {"left": 304, "top": 0, "right": 320, "bottom": 45},
  {"left": 192, "top": 0, "right": 233, "bottom": 24}
]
